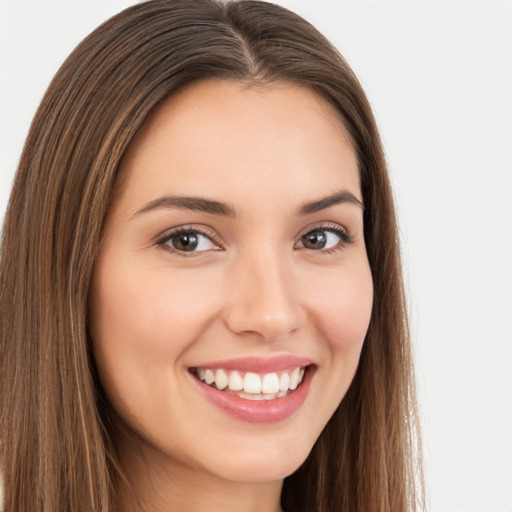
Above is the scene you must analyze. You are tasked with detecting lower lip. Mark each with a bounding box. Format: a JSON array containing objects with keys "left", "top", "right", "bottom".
[{"left": 191, "top": 367, "right": 314, "bottom": 423}]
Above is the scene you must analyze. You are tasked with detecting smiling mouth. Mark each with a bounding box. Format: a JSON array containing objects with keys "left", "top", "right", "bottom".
[{"left": 190, "top": 366, "right": 308, "bottom": 401}]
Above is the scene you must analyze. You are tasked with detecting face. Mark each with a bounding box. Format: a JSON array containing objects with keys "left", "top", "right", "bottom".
[{"left": 90, "top": 80, "right": 373, "bottom": 485}]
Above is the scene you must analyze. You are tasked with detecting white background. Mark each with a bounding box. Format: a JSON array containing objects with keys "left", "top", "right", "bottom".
[{"left": 1, "top": 1, "right": 511, "bottom": 511}]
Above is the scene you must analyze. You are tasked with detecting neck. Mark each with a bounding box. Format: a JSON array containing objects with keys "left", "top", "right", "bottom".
[{"left": 115, "top": 434, "right": 284, "bottom": 512}]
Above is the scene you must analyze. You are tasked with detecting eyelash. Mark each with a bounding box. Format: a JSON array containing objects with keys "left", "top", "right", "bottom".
[
  {"left": 155, "top": 223, "right": 354, "bottom": 256},
  {"left": 296, "top": 223, "right": 354, "bottom": 254},
  {"left": 156, "top": 226, "right": 222, "bottom": 256}
]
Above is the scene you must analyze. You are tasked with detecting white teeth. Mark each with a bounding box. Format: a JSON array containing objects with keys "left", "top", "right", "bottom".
[
  {"left": 205, "top": 369, "right": 215, "bottom": 385},
  {"left": 262, "top": 372, "right": 280, "bottom": 394},
  {"left": 215, "top": 369, "right": 228, "bottom": 390},
  {"left": 289, "top": 367, "right": 300, "bottom": 390},
  {"left": 195, "top": 365, "right": 307, "bottom": 398},
  {"left": 243, "top": 372, "right": 262, "bottom": 394},
  {"left": 279, "top": 372, "right": 290, "bottom": 392},
  {"left": 238, "top": 392, "right": 275, "bottom": 401},
  {"left": 228, "top": 371, "right": 243, "bottom": 391}
]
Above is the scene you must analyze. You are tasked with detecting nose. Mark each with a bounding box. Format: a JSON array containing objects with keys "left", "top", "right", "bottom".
[{"left": 223, "top": 250, "right": 305, "bottom": 342}]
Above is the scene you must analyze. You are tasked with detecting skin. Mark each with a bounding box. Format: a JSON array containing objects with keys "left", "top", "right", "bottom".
[{"left": 90, "top": 80, "right": 374, "bottom": 512}]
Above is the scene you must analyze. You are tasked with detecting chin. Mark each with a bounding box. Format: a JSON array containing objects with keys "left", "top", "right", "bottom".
[{"left": 195, "top": 429, "right": 317, "bottom": 484}]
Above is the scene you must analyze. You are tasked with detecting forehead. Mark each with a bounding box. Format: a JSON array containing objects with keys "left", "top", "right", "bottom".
[{"left": 115, "top": 80, "right": 360, "bottom": 215}]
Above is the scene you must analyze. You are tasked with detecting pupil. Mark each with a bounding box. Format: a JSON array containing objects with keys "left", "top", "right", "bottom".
[
  {"left": 304, "top": 231, "right": 326, "bottom": 249},
  {"left": 174, "top": 233, "right": 198, "bottom": 251}
]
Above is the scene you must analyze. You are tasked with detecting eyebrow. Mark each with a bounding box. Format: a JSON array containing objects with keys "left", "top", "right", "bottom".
[
  {"left": 133, "top": 195, "right": 237, "bottom": 218},
  {"left": 297, "top": 190, "right": 364, "bottom": 215},
  {"left": 132, "top": 189, "right": 363, "bottom": 219}
]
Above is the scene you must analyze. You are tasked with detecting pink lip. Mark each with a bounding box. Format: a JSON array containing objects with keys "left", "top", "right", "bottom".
[
  {"left": 190, "top": 355, "right": 313, "bottom": 373},
  {"left": 190, "top": 363, "right": 315, "bottom": 424}
]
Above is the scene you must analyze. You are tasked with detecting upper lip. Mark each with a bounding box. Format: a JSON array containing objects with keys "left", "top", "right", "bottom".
[{"left": 189, "top": 355, "right": 313, "bottom": 373}]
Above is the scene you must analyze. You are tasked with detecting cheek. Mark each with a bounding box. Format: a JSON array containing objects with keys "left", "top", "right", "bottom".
[
  {"left": 307, "top": 262, "right": 373, "bottom": 354},
  {"left": 294, "top": 260, "right": 372, "bottom": 439},
  {"left": 91, "top": 258, "right": 220, "bottom": 360},
  {"left": 89, "top": 256, "right": 223, "bottom": 421}
]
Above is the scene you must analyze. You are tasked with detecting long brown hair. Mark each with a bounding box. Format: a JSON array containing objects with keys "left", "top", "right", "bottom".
[{"left": 0, "top": 1, "right": 424, "bottom": 510}]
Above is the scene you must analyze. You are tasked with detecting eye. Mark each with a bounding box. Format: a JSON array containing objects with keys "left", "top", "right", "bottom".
[
  {"left": 297, "top": 226, "right": 352, "bottom": 252},
  {"left": 158, "top": 228, "right": 220, "bottom": 253}
]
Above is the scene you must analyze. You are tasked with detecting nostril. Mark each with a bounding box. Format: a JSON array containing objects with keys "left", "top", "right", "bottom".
[
  {"left": 223, "top": 300, "right": 304, "bottom": 341},
  {"left": 223, "top": 257, "right": 305, "bottom": 340}
]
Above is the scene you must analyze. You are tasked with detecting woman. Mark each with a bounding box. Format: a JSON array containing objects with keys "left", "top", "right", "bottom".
[{"left": 0, "top": 1, "right": 424, "bottom": 511}]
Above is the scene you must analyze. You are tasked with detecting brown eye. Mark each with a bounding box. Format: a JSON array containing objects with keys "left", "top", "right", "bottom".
[
  {"left": 170, "top": 232, "right": 199, "bottom": 252},
  {"left": 301, "top": 230, "right": 328, "bottom": 250},
  {"left": 159, "top": 230, "right": 218, "bottom": 253},
  {"left": 298, "top": 227, "right": 350, "bottom": 251}
]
